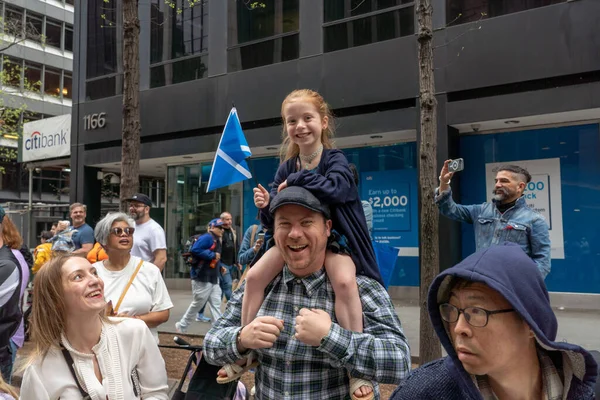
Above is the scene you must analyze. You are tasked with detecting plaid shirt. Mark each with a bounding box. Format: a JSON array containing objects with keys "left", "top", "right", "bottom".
[
  {"left": 475, "top": 348, "right": 564, "bottom": 400},
  {"left": 203, "top": 265, "right": 411, "bottom": 399}
]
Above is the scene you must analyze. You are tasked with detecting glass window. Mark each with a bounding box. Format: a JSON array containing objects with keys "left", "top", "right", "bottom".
[
  {"left": 229, "top": 0, "right": 299, "bottom": 46},
  {"left": 65, "top": 25, "right": 73, "bottom": 51},
  {"left": 24, "top": 62, "right": 42, "bottom": 92},
  {"left": 150, "top": 55, "right": 208, "bottom": 88},
  {"left": 446, "top": 0, "right": 566, "bottom": 25},
  {"left": 86, "top": 76, "right": 117, "bottom": 100},
  {"left": 87, "top": 0, "right": 118, "bottom": 78},
  {"left": 459, "top": 123, "right": 600, "bottom": 294},
  {"left": 63, "top": 73, "right": 72, "bottom": 99},
  {"left": 25, "top": 11, "right": 43, "bottom": 42},
  {"left": 44, "top": 67, "right": 61, "bottom": 97},
  {"left": 165, "top": 164, "right": 242, "bottom": 278},
  {"left": 45, "top": 19, "right": 63, "bottom": 49},
  {"left": 4, "top": 5, "right": 23, "bottom": 37},
  {"left": 65, "top": 0, "right": 74, "bottom": 5},
  {"left": 1, "top": 57, "right": 22, "bottom": 87},
  {"left": 228, "top": 33, "right": 299, "bottom": 72},
  {"left": 150, "top": 0, "right": 209, "bottom": 64},
  {"left": 324, "top": 0, "right": 413, "bottom": 22},
  {"left": 323, "top": 3, "right": 414, "bottom": 53}
]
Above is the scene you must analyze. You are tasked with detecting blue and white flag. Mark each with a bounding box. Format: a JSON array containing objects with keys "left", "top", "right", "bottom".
[{"left": 207, "top": 107, "right": 252, "bottom": 192}]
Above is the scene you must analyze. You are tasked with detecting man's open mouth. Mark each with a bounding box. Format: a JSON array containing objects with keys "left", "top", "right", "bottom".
[{"left": 288, "top": 244, "right": 308, "bottom": 252}]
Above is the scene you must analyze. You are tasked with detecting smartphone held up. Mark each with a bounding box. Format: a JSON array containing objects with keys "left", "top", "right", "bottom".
[{"left": 448, "top": 158, "right": 464, "bottom": 173}]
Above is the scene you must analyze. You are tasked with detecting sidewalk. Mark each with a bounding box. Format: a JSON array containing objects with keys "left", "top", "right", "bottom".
[{"left": 162, "top": 289, "right": 600, "bottom": 358}]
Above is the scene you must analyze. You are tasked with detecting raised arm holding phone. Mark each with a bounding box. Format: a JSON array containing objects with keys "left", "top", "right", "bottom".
[{"left": 435, "top": 160, "right": 551, "bottom": 278}]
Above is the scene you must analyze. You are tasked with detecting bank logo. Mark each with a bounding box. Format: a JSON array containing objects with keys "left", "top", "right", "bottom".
[{"left": 25, "top": 129, "right": 68, "bottom": 150}]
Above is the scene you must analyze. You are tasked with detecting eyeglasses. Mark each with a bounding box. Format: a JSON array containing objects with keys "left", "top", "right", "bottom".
[
  {"left": 110, "top": 227, "right": 135, "bottom": 236},
  {"left": 213, "top": 226, "right": 224, "bottom": 230},
  {"left": 129, "top": 204, "right": 147, "bottom": 209},
  {"left": 439, "top": 303, "right": 515, "bottom": 328}
]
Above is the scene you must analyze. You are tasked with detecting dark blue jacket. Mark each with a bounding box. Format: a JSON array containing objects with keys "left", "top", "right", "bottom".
[
  {"left": 260, "top": 149, "right": 382, "bottom": 285},
  {"left": 190, "top": 232, "right": 221, "bottom": 284},
  {"left": 391, "top": 244, "right": 598, "bottom": 399}
]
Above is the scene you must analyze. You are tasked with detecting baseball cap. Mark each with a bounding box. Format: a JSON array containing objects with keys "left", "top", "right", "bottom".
[
  {"left": 269, "top": 186, "right": 330, "bottom": 219},
  {"left": 209, "top": 218, "right": 224, "bottom": 228},
  {"left": 125, "top": 193, "right": 152, "bottom": 207}
]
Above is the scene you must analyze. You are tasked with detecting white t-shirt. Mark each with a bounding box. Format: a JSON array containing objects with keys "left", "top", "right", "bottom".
[
  {"left": 131, "top": 218, "right": 166, "bottom": 263},
  {"left": 94, "top": 256, "right": 173, "bottom": 342}
]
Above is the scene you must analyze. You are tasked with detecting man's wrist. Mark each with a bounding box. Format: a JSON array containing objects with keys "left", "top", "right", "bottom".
[{"left": 236, "top": 326, "right": 249, "bottom": 354}]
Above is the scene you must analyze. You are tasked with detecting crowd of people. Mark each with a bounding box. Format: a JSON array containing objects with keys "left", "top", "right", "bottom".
[{"left": 0, "top": 88, "right": 596, "bottom": 399}]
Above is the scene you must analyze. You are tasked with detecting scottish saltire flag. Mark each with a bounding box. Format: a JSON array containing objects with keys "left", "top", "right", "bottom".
[{"left": 207, "top": 107, "right": 252, "bottom": 192}]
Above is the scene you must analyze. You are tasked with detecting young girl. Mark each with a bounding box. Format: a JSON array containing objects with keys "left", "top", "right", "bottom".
[{"left": 219, "top": 89, "right": 383, "bottom": 399}]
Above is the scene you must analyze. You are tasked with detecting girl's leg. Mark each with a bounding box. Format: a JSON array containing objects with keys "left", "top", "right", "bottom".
[
  {"left": 218, "top": 247, "right": 286, "bottom": 382},
  {"left": 324, "top": 251, "right": 363, "bottom": 333},
  {"left": 325, "top": 252, "right": 373, "bottom": 399},
  {"left": 241, "top": 246, "right": 285, "bottom": 326}
]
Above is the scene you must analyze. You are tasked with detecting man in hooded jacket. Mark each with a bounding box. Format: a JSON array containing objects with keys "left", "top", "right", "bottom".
[{"left": 391, "top": 243, "right": 597, "bottom": 400}]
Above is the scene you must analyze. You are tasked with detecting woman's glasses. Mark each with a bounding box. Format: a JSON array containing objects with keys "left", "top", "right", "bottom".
[{"left": 110, "top": 227, "right": 135, "bottom": 236}]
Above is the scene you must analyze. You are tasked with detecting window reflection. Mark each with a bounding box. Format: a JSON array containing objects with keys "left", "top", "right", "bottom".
[
  {"left": 229, "top": 0, "right": 299, "bottom": 46},
  {"left": 151, "top": 0, "right": 208, "bottom": 63},
  {"left": 446, "top": 0, "right": 565, "bottom": 25},
  {"left": 24, "top": 62, "right": 42, "bottom": 92},
  {"left": 65, "top": 26, "right": 73, "bottom": 52},
  {"left": 86, "top": 76, "right": 117, "bottom": 100},
  {"left": 324, "top": 6, "right": 414, "bottom": 53},
  {"left": 25, "top": 12, "right": 44, "bottom": 43},
  {"left": 227, "top": 0, "right": 300, "bottom": 71},
  {"left": 165, "top": 164, "right": 242, "bottom": 278},
  {"left": 5, "top": 6, "right": 23, "bottom": 37},
  {"left": 324, "top": 0, "right": 413, "bottom": 22},
  {"left": 45, "top": 19, "right": 63, "bottom": 49},
  {"left": 87, "top": 0, "right": 118, "bottom": 78},
  {"left": 228, "top": 34, "right": 298, "bottom": 72},
  {"left": 2, "top": 57, "right": 22, "bottom": 87},
  {"left": 150, "top": 55, "right": 208, "bottom": 88},
  {"left": 63, "top": 73, "right": 72, "bottom": 99},
  {"left": 44, "top": 67, "right": 61, "bottom": 97},
  {"left": 150, "top": 0, "right": 209, "bottom": 87}
]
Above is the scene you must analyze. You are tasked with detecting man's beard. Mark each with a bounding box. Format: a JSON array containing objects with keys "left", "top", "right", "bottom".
[
  {"left": 130, "top": 211, "right": 143, "bottom": 221},
  {"left": 492, "top": 187, "right": 510, "bottom": 202}
]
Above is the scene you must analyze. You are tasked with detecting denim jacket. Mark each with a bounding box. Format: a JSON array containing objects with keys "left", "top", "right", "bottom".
[{"left": 435, "top": 188, "right": 551, "bottom": 278}]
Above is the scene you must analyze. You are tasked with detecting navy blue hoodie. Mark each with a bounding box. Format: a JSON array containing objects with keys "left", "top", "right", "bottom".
[
  {"left": 391, "top": 243, "right": 597, "bottom": 399},
  {"left": 260, "top": 148, "right": 383, "bottom": 285}
]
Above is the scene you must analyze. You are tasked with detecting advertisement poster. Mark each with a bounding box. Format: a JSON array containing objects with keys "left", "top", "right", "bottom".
[
  {"left": 485, "top": 158, "right": 564, "bottom": 259},
  {"left": 361, "top": 169, "right": 418, "bottom": 256}
]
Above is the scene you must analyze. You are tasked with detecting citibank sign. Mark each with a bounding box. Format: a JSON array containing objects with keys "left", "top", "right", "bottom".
[
  {"left": 20, "top": 114, "right": 71, "bottom": 162},
  {"left": 25, "top": 130, "right": 68, "bottom": 150}
]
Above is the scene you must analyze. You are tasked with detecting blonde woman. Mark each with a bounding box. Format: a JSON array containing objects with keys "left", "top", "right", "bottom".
[
  {"left": 0, "top": 374, "right": 18, "bottom": 399},
  {"left": 21, "top": 254, "right": 169, "bottom": 399}
]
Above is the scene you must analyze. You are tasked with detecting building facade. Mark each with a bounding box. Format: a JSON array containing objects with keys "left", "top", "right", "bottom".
[
  {"left": 72, "top": 0, "right": 600, "bottom": 302},
  {"left": 0, "top": 0, "right": 74, "bottom": 241}
]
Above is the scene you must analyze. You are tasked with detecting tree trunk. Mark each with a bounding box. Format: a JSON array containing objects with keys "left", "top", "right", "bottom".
[
  {"left": 120, "top": 0, "right": 141, "bottom": 211},
  {"left": 417, "top": 0, "right": 442, "bottom": 364}
]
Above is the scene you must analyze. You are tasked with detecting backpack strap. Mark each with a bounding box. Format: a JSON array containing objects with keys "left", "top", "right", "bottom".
[
  {"left": 61, "top": 347, "right": 90, "bottom": 398},
  {"left": 113, "top": 259, "right": 144, "bottom": 315},
  {"left": 249, "top": 225, "right": 258, "bottom": 247}
]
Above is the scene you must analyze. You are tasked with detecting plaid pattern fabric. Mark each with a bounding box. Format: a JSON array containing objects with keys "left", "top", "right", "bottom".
[
  {"left": 474, "top": 348, "right": 563, "bottom": 400},
  {"left": 203, "top": 266, "right": 411, "bottom": 400}
]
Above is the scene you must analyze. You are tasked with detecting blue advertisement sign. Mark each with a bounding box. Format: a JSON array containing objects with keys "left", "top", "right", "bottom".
[{"left": 361, "top": 169, "right": 419, "bottom": 286}]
